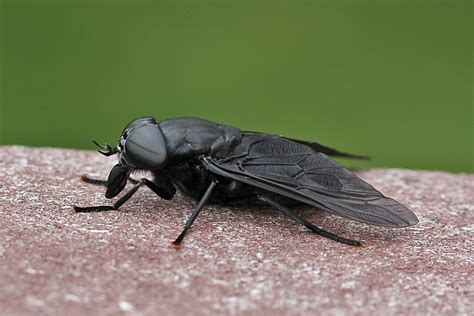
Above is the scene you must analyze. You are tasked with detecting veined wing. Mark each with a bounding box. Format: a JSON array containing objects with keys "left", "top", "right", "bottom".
[
  {"left": 244, "top": 131, "right": 369, "bottom": 159},
  {"left": 206, "top": 134, "right": 418, "bottom": 227}
]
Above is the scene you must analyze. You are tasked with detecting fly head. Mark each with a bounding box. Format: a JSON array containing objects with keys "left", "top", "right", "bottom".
[
  {"left": 91, "top": 117, "right": 169, "bottom": 198},
  {"left": 117, "top": 117, "right": 169, "bottom": 171}
]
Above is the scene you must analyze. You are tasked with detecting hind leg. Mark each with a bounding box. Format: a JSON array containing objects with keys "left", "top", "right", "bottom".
[{"left": 258, "top": 195, "right": 363, "bottom": 247}]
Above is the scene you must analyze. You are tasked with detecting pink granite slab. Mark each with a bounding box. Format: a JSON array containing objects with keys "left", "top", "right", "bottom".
[{"left": 0, "top": 146, "right": 472, "bottom": 315}]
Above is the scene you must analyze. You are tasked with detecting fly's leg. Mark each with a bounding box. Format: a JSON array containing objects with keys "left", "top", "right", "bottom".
[
  {"left": 74, "top": 178, "right": 173, "bottom": 213},
  {"left": 80, "top": 175, "right": 107, "bottom": 186},
  {"left": 80, "top": 175, "right": 139, "bottom": 186},
  {"left": 170, "top": 179, "right": 218, "bottom": 248},
  {"left": 258, "top": 195, "right": 363, "bottom": 247},
  {"left": 81, "top": 173, "right": 175, "bottom": 200},
  {"left": 74, "top": 179, "right": 146, "bottom": 212}
]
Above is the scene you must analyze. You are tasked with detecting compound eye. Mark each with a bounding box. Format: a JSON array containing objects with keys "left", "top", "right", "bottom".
[
  {"left": 122, "top": 117, "right": 156, "bottom": 136},
  {"left": 124, "top": 124, "right": 168, "bottom": 170}
]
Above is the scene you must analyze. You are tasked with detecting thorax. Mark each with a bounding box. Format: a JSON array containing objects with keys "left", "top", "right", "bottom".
[{"left": 158, "top": 117, "right": 242, "bottom": 161}]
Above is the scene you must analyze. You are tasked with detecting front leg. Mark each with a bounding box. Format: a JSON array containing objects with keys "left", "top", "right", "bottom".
[
  {"left": 80, "top": 171, "right": 176, "bottom": 200},
  {"left": 80, "top": 174, "right": 138, "bottom": 186},
  {"left": 74, "top": 178, "right": 149, "bottom": 212},
  {"left": 74, "top": 177, "right": 175, "bottom": 213}
]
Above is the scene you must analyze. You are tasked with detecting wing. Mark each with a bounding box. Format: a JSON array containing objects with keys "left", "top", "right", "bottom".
[
  {"left": 205, "top": 133, "right": 418, "bottom": 227},
  {"left": 244, "top": 131, "right": 369, "bottom": 160},
  {"left": 286, "top": 138, "right": 369, "bottom": 160}
]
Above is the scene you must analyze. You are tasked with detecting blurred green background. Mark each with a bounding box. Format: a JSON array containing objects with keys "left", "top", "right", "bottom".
[{"left": 1, "top": 0, "right": 472, "bottom": 172}]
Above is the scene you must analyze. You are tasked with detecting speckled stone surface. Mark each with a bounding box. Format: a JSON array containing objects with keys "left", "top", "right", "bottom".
[{"left": 0, "top": 146, "right": 472, "bottom": 315}]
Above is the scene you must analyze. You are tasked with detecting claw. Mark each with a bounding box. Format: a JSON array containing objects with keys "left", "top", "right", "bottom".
[{"left": 169, "top": 242, "right": 182, "bottom": 250}]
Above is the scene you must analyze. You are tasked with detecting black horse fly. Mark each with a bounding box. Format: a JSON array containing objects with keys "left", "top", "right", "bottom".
[{"left": 74, "top": 117, "right": 418, "bottom": 247}]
